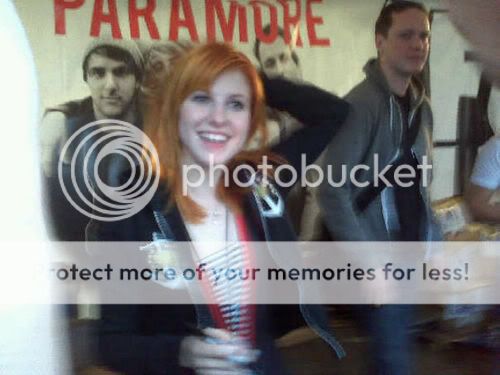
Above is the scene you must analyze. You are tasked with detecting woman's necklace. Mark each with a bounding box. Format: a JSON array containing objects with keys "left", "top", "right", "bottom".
[
  {"left": 205, "top": 206, "right": 230, "bottom": 242},
  {"left": 186, "top": 205, "right": 234, "bottom": 261}
]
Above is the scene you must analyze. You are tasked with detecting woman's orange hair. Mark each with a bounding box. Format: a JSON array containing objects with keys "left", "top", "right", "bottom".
[{"left": 144, "top": 42, "right": 280, "bottom": 223}]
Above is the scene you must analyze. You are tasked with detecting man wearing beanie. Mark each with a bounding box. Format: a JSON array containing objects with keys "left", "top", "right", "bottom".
[
  {"left": 40, "top": 37, "right": 144, "bottom": 241},
  {"left": 80, "top": 38, "right": 144, "bottom": 121},
  {"left": 41, "top": 38, "right": 144, "bottom": 177}
]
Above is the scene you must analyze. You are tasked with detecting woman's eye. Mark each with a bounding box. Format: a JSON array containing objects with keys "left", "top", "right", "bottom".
[
  {"left": 228, "top": 100, "right": 245, "bottom": 110},
  {"left": 191, "top": 93, "right": 210, "bottom": 103}
]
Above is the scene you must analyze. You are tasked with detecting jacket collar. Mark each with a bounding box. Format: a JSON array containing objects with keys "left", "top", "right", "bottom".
[{"left": 149, "top": 182, "right": 277, "bottom": 242}]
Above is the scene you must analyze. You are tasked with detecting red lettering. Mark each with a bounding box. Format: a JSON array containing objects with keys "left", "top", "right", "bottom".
[
  {"left": 90, "top": 0, "right": 122, "bottom": 38},
  {"left": 169, "top": 0, "right": 199, "bottom": 42},
  {"left": 279, "top": 0, "right": 303, "bottom": 47},
  {"left": 129, "top": 0, "right": 160, "bottom": 40},
  {"left": 251, "top": 0, "right": 278, "bottom": 44},
  {"left": 306, "top": 0, "right": 330, "bottom": 46},
  {"left": 237, "top": 3, "right": 248, "bottom": 42},
  {"left": 206, "top": 0, "right": 247, "bottom": 43},
  {"left": 54, "top": 0, "right": 84, "bottom": 35}
]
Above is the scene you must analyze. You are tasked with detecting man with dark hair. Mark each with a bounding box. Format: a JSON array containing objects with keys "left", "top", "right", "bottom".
[
  {"left": 319, "top": 1, "right": 440, "bottom": 373},
  {"left": 41, "top": 38, "right": 144, "bottom": 177},
  {"left": 375, "top": 1, "right": 429, "bottom": 37},
  {"left": 81, "top": 42, "right": 142, "bottom": 121},
  {"left": 40, "top": 38, "right": 144, "bottom": 240},
  {"left": 321, "top": 0, "right": 437, "bottom": 242}
]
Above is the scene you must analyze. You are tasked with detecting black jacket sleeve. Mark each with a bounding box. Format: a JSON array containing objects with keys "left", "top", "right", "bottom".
[
  {"left": 87, "top": 210, "right": 190, "bottom": 374},
  {"left": 98, "top": 305, "right": 186, "bottom": 375},
  {"left": 261, "top": 76, "right": 349, "bottom": 173}
]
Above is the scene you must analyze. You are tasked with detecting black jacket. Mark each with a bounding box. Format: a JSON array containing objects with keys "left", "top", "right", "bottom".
[{"left": 87, "top": 76, "right": 349, "bottom": 374}]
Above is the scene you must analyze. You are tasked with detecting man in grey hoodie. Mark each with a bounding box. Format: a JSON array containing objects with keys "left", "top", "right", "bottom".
[{"left": 319, "top": 2, "right": 440, "bottom": 373}]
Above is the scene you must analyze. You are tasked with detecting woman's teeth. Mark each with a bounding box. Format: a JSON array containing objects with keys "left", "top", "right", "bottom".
[{"left": 199, "top": 132, "right": 228, "bottom": 143}]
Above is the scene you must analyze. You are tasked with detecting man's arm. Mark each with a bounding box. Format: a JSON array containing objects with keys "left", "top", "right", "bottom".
[
  {"left": 466, "top": 184, "right": 500, "bottom": 223},
  {"left": 466, "top": 137, "right": 500, "bottom": 224},
  {"left": 261, "top": 75, "right": 349, "bottom": 169},
  {"left": 318, "top": 99, "right": 375, "bottom": 241}
]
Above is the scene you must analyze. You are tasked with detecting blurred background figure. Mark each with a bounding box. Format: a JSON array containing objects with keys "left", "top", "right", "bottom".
[
  {"left": 466, "top": 135, "right": 500, "bottom": 223},
  {"left": 253, "top": 24, "right": 303, "bottom": 143},
  {"left": 446, "top": 0, "right": 500, "bottom": 224},
  {"left": 140, "top": 40, "right": 192, "bottom": 100},
  {"left": 0, "top": 1, "right": 68, "bottom": 373},
  {"left": 254, "top": 24, "right": 302, "bottom": 82}
]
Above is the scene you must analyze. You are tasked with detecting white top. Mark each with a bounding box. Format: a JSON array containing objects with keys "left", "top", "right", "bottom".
[{"left": 470, "top": 136, "right": 500, "bottom": 190}]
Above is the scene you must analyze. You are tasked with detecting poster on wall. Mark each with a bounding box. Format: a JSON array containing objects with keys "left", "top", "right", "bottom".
[
  {"left": 15, "top": 0, "right": 382, "bottom": 108},
  {"left": 13, "top": 0, "right": 383, "bottom": 240}
]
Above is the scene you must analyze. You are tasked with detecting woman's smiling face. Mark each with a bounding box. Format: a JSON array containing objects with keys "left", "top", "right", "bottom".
[{"left": 178, "top": 69, "right": 252, "bottom": 168}]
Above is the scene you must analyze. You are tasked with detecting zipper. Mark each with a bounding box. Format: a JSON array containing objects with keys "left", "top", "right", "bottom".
[
  {"left": 409, "top": 104, "right": 432, "bottom": 241},
  {"left": 408, "top": 105, "right": 416, "bottom": 130},
  {"left": 388, "top": 96, "right": 403, "bottom": 165},
  {"left": 409, "top": 104, "right": 434, "bottom": 241},
  {"left": 412, "top": 146, "right": 434, "bottom": 241},
  {"left": 152, "top": 209, "right": 211, "bottom": 326},
  {"left": 153, "top": 210, "right": 174, "bottom": 240},
  {"left": 380, "top": 97, "right": 404, "bottom": 238}
]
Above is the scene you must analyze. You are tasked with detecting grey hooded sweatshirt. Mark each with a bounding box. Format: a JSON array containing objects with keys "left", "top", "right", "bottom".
[{"left": 319, "top": 58, "right": 441, "bottom": 241}]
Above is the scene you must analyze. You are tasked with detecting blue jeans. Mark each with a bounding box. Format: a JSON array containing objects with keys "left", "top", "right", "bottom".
[{"left": 357, "top": 305, "right": 414, "bottom": 375}]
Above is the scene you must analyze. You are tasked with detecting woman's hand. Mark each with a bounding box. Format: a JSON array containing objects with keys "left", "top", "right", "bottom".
[{"left": 179, "top": 328, "right": 259, "bottom": 375}]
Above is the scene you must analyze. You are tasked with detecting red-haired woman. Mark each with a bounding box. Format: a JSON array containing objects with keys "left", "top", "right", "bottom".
[{"left": 88, "top": 42, "right": 349, "bottom": 374}]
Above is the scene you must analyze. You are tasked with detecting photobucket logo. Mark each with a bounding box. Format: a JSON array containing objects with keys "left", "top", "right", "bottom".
[
  {"left": 58, "top": 120, "right": 160, "bottom": 221},
  {"left": 182, "top": 154, "right": 432, "bottom": 193}
]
